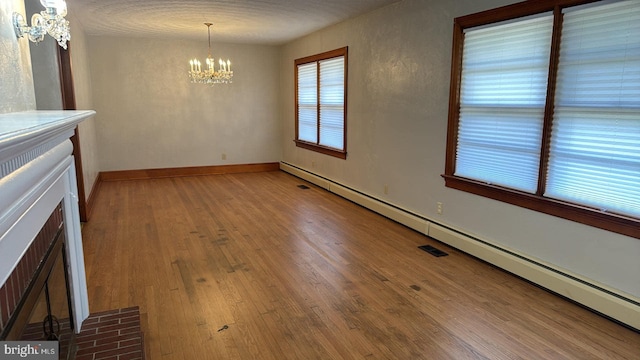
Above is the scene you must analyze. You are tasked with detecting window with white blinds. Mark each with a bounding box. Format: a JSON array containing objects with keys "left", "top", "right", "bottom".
[
  {"left": 456, "top": 14, "right": 553, "bottom": 193},
  {"left": 546, "top": 1, "right": 640, "bottom": 218},
  {"left": 445, "top": 0, "right": 640, "bottom": 237},
  {"left": 295, "top": 47, "right": 347, "bottom": 158}
]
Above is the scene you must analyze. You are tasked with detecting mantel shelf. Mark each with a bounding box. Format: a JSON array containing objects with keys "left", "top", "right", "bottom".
[{"left": 0, "top": 110, "right": 95, "bottom": 165}]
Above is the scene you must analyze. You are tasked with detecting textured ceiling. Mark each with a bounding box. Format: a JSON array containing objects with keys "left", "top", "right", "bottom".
[{"left": 64, "top": 0, "right": 403, "bottom": 45}]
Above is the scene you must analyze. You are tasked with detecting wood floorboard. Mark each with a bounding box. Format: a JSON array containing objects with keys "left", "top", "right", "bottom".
[{"left": 80, "top": 171, "right": 640, "bottom": 359}]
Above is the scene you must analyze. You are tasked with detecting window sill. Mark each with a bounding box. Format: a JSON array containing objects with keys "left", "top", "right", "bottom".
[
  {"left": 294, "top": 140, "right": 347, "bottom": 159},
  {"left": 442, "top": 174, "right": 639, "bottom": 239}
]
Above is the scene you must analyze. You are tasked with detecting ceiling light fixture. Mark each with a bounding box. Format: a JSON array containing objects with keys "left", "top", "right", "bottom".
[
  {"left": 13, "top": 0, "right": 70, "bottom": 49},
  {"left": 189, "top": 23, "right": 233, "bottom": 85}
]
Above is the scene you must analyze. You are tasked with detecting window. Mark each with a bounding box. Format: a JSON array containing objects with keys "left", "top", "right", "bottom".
[
  {"left": 445, "top": 0, "right": 640, "bottom": 238},
  {"left": 295, "top": 47, "right": 348, "bottom": 159}
]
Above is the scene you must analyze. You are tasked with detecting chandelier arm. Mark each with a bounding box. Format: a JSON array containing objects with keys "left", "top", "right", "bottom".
[{"left": 12, "top": 1, "right": 70, "bottom": 49}]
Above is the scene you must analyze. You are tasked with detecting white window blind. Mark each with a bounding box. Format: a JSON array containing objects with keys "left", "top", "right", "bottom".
[
  {"left": 456, "top": 14, "right": 553, "bottom": 192},
  {"left": 319, "top": 57, "right": 345, "bottom": 150},
  {"left": 297, "top": 62, "right": 318, "bottom": 143},
  {"left": 546, "top": 0, "right": 640, "bottom": 217}
]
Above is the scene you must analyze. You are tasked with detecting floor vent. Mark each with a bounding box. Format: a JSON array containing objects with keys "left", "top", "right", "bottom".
[
  {"left": 418, "top": 245, "right": 448, "bottom": 257},
  {"left": 297, "top": 184, "right": 310, "bottom": 189}
]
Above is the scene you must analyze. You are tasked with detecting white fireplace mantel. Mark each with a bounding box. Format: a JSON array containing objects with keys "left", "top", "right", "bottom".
[{"left": 0, "top": 110, "right": 95, "bottom": 333}]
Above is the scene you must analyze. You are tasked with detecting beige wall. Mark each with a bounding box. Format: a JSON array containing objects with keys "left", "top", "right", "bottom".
[
  {"left": 280, "top": 0, "right": 640, "bottom": 299},
  {"left": 87, "top": 36, "right": 281, "bottom": 171},
  {"left": 0, "top": 0, "right": 36, "bottom": 113},
  {"left": 67, "top": 10, "right": 100, "bottom": 201}
]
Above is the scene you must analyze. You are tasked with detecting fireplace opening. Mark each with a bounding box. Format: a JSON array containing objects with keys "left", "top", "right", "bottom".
[{"left": 0, "top": 204, "right": 77, "bottom": 359}]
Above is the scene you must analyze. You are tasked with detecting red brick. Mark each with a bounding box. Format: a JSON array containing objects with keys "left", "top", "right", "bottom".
[
  {"left": 83, "top": 316, "right": 101, "bottom": 325},
  {"left": 98, "top": 312, "right": 139, "bottom": 324},
  {"left": 118, "top": 351, "right": 144, "bottom": 360},
  {"left": 97, "top": 322, "right": 140, "bottom": 334},
  {"left": 7, "top": 277, "right": 16, "bottom": 316},
  {"left": 118, "top": 315, "right": 141, "bottom": 325},
  {"left": 90, "top": 309, "right": 124, "bottom": 317},
  {"left": 74, "top": 307, "right": 144, "bottom": 360},
  {"left": 92, "top": 344, "right": 142, "bottom": 359},
  {"left": 77, "top": 330, "right": 118, "bottom": 343},
  {"left": 92, "top": 318, "right": 122, "bottom": 328},
  {"left": 95, "top": 334, "right": 141, "bottom": 346},
  {"left": 15, "top": 261, "right": 24, "bottom": 297},
  {"left": 74, "top": 353, "right": 96, "bottom": 360},
  {"left": 23, "top": 256, "right": 34, "bottom": 287},
  {"left": 118, "top": 338, "right": 141, "bottom": 348},
  {"left": 96, "top": 356, "right": 118, "bottom": 360},
  {"left": 77, "top": 328, "right": 101, "bottom": 337},
  {"left": 118, "top": 326, "right": 141, "bottom": 336},
  {"left": 76, "top": 339, "right": 98, "bottom": 349},
  {"left": 80, "top": 324, "right": 103, "bottom": 332},
  {"left": 77, "top": 341, "right": 131, "bottom": 357},
  {"left": 97, "top": 313, "right": 127, "bottom": 322},
  {"left": 0, "top": 284, "right": 8, "bottom": 328}
]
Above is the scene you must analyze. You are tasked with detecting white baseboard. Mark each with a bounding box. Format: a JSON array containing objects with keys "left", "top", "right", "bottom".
[
  {"left": 280, "top": 161, "right": 640, "bottom": 330},
  {"left": 428, "top": 224, "right": 640, "bottom": 330}
]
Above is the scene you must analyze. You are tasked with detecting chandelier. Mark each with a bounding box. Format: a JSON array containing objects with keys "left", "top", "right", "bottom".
[
  {"left": 13, "top": 0, "right": 70, "bottom": 49},
  {"left": 189, "top": 23, "right": 233, "bottom": 85}
]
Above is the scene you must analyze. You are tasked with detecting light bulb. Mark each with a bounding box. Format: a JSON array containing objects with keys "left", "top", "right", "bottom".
[{"left": 40, "top": 0, "right": 66, "bottom": 15}]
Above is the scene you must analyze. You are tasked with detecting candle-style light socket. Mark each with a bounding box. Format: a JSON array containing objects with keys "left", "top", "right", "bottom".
[{"left": 13, "top": 0, "right": 70, "bottom": 49}]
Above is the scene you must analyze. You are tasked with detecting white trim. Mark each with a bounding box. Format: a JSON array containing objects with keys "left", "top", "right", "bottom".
[
  {"left": 63, "top": 161, "right": 90, "bottom": 331},
  {"left": 0, "top": 110, "right": 95, "bottom": 333},
  {"left": 0, "top": 140, "right": 73, "bottom": 286}
]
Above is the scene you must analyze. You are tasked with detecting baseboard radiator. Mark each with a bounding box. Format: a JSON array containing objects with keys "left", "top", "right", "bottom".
[{"left": 279, "top": 162, "right": 640, "bottom": 331}]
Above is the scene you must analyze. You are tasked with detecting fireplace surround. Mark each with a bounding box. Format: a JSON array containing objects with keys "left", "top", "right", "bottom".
[{"left": 0, "top": 110, "right": 95, "bottom": 342}]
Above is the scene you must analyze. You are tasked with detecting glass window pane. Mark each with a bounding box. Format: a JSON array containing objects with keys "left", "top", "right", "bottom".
[
  {"left": 455, "top": 13, "right": 553, "bottom": 193},
  {"left": 546, "top": 0, "right": 640, "bottom": 217},
  {"left": 319, "top": 56, "right": 345, "bottom": 150}
]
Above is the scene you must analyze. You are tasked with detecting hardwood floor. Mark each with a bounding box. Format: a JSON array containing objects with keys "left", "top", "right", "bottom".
[{"left": 81, "top": 171, "right": 640, "bottom": 359}]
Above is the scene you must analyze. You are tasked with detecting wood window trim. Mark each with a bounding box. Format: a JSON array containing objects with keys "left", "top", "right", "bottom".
[
  {"left": 57, "top": 42, "right": 91, "bottom": 222},
  {"left": 293, "top": 140, "right": 347, "bottom": 159},
  {"left": 443, "top": 0, "right": 640, "bottom": 239},
  {"left": 294, "top": 47, "right": 348, "bottom": 159}
]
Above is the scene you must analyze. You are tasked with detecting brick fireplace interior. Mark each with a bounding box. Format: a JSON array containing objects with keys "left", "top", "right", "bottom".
[{"left": 0, "top": 203, "right": 77, "bottom": 358}]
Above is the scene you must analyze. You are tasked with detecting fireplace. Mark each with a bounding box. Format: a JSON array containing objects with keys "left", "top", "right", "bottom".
[
  {"left": 1, "top": 202, "right": 77, "bottom": 358},
  {"left": 0, "top": 110, "right": 95, "bottom": 351}
]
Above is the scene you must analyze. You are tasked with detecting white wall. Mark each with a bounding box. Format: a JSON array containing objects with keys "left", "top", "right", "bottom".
[
  {"left": 0, "top": 0, "right": 36, "bottom": 113},
  {"left": 87, "top": 36, "right": 281, "bottom": 171},
  {"left": 280, "top": 0, "right": 640, "bottom": 300}
]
